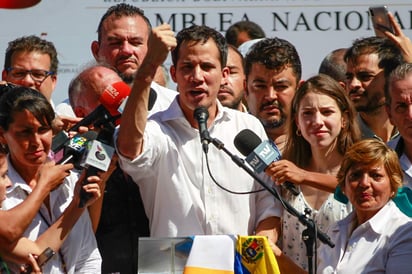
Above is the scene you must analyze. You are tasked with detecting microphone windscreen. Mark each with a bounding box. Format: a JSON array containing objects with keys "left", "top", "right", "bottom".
[
  {"left": 234, "top": 129, "right": 262, "bottom": 156},
  {"left": 148, "top": 88, "right": 157, "bottom": 111},
  {"left": 99, "top": 81, "right": 130, "bottom": 116}
]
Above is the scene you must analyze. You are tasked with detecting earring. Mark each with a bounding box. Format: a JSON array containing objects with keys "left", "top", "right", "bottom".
[{"left": 296, "top": 129, "right": 302, "bottom": 136}]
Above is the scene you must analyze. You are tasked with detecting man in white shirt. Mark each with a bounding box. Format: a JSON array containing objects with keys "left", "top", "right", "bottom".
[{"left": 116, "top": 24, "right": 281, "bottom": 243}]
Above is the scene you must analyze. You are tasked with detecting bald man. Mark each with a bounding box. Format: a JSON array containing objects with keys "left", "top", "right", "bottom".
[{"left": 68, "top": 64, "right": 150, "bottom": 273}]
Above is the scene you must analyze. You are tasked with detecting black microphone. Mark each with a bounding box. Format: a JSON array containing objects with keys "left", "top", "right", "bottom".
[
  {"left": 68, "top": 105, "right": 114, "bottom": 132},
  {"left": 194, "top": 107, "right": 211, "bottom": 153},
  {"left": 78, "top": 127, "right": 115, "bottom": 207},
  {"left": 234, "top": 129, "right": 300, "bottom": 196},
  {"left": 55, "top": 131, "right": 98, "bottom": 169},
  {"left": 114, "top": 87, "right": 157, "bottom": 114},
  {"left": 148, "top": 88, "right": 157, "bottom": 111}
]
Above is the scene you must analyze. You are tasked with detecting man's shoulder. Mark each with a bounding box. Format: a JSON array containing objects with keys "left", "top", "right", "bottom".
[
  {"left": 219, "top": 107, "right": 268, "bottom": 137},
  {"left": 224, "top": 107, "right": 263, "bottom": 126}
]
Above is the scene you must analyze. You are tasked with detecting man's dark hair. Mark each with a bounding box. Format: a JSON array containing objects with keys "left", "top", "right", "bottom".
[
  {"left": 244, "top": 38, "right": 302, "bottom": 83},
  {"left": 171, "top": 25, "right": 228, "bottom": 68},
  {"left": 4, "top": 35, "right": 58, "bottom": 74},
  {"left": 96, "top": 3, "right": 152, "bottom": 42},
  {"left": 344, "top": 36, "right": 403, "bottom": 78},
  {"left": 225, "top": 21, "right": 266, "bottom": 47},
  {"left": 345, "top": 36, "right": 404, "bottom": 100},
  {"left": 319, "top": 48, "right": 347, "bottom": 83}
]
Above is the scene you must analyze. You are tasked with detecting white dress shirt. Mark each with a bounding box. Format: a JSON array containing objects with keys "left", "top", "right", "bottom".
[
  {"left": 117, "top": 99, "right": 282, "bottom": 237},
  {"left": 317, "top": 200, "right": 412, "bottom": 274},
  {"left": 2, "top": 157, "right": 101, "bottom": 274}
]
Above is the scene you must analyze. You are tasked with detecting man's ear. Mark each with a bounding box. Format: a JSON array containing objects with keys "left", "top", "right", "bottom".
[
  {"left": 74, "top": 106, "right": 87, "bottom": 119},
  {"left": 386, "top": 104, "right": 394, "bottom": 124},
  {"left": 243, "top": 79, "right": 249, "bottom": 97},
  {"left": 1, "top": 69, "right": 8, "bottom": 81},
  {"left": 221, "top": 66, "right": 230, "bottom": 85},
  {"left": 91, "top": 41, "right": 100, "bottom": 61},
  {"left": 170, "top": 65, "right": 177, "bottom": 83},
  {"left": 0, "top": 128, "right": 6, "bottom": 146}
]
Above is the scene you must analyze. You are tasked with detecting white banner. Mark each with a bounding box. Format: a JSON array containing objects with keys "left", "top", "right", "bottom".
[{"left": 0, "top": 0, "right": 411, "bottom": 104}]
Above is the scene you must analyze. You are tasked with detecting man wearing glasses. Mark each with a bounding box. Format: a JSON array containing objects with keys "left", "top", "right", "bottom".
[
  {"left": 1, "top": 35, "right": 82, "bottom": 133},
  {"left": 2, "top": 35, "right": 57, "bottom": 103}
]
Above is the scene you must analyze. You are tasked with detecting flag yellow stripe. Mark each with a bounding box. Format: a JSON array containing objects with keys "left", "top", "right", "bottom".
[{"left": 184, "top": 266, "right": 234, "bottom": 274}]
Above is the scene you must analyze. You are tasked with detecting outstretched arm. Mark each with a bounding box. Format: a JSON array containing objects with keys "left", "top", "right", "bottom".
[
  {"left": 117, "top": 24, "right": 176, "bottom": 160},
  {"left": 384, "top": 12, "right": 412, "bottom": 62}
]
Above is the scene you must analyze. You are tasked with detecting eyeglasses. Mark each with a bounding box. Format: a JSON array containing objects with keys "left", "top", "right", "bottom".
[{"left": 5, "top": 67, "right": 55, "bottom": 83}]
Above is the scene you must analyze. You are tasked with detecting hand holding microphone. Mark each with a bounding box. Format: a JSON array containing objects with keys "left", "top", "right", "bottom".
[
  {"left": 78, "top": 127, "right": 115, "bottom": 207},
  {"left": 234, "top": 129, "right": 300, "bottom": 196}
]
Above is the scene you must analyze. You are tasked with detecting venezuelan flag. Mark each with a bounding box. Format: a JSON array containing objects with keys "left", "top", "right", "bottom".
[
  {"left": 183, "top": 235, "right": 280, "bottom": 274},
  {"left": 235, "top": 236, "right": 280, "bottom": 274}
]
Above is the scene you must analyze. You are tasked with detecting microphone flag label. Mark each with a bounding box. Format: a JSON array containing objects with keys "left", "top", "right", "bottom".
[{"left": 245, "top": 140, "right": 281, "bottom": 173}]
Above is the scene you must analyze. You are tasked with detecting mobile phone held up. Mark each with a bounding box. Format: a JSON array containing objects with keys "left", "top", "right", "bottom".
[
  {"left": 21, "top": 247, "right": 56, "bottom": 274},
  {"left": 369, "top": 6, "right": 394, "bottom": 37}
]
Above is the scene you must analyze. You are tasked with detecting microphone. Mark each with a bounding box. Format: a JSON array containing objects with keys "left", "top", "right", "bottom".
[
  {"left": 78, "top": 127, "right": 115, "bottom": 207},
  {"left": 117, "top": 87, "right": 158, "bottom": 114},
  {"left": 234, "top": 129, "right": 300, "bottom": 196},
  {"left": 68, "top": 104, "right": 114, "bottom": 132},
  {"left": 55, "top": 131, "right": 98, "bottom": 169},
  {"left": 68, "top": 81, "right": 131, "bottom": 132},
  {"left": 148, "top": 88, "right": 157, "bottom": 111},
  {"left": 194, "top": 107, "right": 211, "bottom": 153}
]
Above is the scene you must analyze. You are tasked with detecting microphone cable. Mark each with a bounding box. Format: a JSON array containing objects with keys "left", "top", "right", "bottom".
[{"left": 204, "top": 149, "right": 265, "bottom": 195}]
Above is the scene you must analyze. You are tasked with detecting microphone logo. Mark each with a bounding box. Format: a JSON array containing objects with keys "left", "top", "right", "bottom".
[
  {"left": 94, "top": 144, "right": 106, "bottom": 161},
  {"left": 69, "top": 135, "right": 89, "bottom": 151}
]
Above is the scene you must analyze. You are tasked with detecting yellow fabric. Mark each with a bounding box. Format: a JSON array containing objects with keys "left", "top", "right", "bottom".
[
  {"left": 237, "top": 236, "right": 281, "bottom": 274},
  {"left": 184, "top": 266, "right": 234, "bottom": 274}
]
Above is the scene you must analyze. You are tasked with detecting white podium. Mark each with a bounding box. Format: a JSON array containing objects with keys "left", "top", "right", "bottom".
[{"left": 138, "top": 237, "right": 192, "bottom": 274}]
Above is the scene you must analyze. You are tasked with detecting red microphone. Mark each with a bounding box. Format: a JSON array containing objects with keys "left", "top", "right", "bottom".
[
  {"left": 68, "top": 82, "right": 130, "bottom": 132},
  {"left": 99, "top": 81, "right": 131, "bottom": 117}
]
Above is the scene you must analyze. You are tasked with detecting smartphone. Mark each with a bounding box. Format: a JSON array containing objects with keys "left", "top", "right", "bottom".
[
  {"left": 21, "top": 247, "right": 56, "bottom": 273},
  {"left": 369, "top": 6, "right": 394, "bottom": 37}
]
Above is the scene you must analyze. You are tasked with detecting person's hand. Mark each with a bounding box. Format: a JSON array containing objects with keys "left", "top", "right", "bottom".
[
  {"left": 36, "top": 160, "right": 73, "bottom": 192},
  {"left": 268, "top": 241, "right": 283, "bottom": 258},
  {"left": 72, "top": 170, "right": 102, "bottom": 207},
  {"left": 265, "top": 159, "right": 306, "bottom": 186},
  {"left": 384, "top": 12, "right": 412, "bottom": 62},
  {"left": 52, "top": 115, "right": 88, "bottom": 135},
  {"left": 146, "top": 24, "right": 177, "bottom": 68},
  {"left": 19, "top": 253, "right": 41, "bottom": 274}
]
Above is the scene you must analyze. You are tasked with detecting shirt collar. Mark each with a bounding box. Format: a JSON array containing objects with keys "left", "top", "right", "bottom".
[
  {"left": 332, "top": 200, "right": 396, "bottom": 235},
  {"left": 154, "top": 96, "right": 233, "bottom": 126},
  {"left": 5, "top": 155, "right": 33, "bottom": 195},
  {"left": 357, "top": 113, "right": 399, "bottom": 141}
]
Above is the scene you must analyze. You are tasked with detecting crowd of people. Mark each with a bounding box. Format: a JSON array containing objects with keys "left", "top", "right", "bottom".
[{"left": 1, "top": 2, "right": 412, "bottom": 273}]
